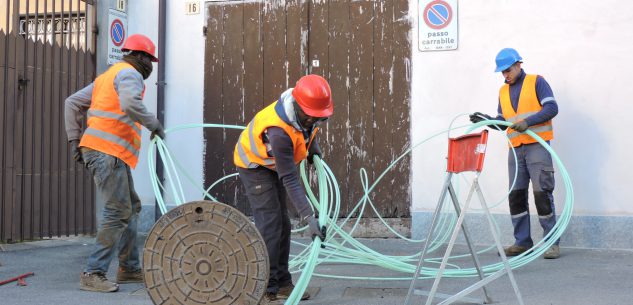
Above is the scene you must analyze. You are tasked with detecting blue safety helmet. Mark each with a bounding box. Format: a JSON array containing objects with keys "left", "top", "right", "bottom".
[{"left": 495, "top": 48, "right": 522, "bottom": 72}]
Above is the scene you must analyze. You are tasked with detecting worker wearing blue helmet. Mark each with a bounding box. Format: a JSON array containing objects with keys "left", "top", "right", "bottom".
[{"left": 470, "top": 48, "right": 561, "bottom": 259}]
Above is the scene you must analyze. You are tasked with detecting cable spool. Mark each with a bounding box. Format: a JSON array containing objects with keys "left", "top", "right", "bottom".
[{"left": 143, "top": 201, "right": 268, "bottom": 305}]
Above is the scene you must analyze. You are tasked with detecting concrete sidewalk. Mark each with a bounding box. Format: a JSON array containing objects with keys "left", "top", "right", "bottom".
[{"left": 1, "top": 237, "right": 632, "bottom": 305}]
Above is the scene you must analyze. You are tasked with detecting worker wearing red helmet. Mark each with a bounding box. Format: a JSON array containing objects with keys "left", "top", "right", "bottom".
[
  {"left": 234, "top": 74, "right": 332, "bottom": 304},
  {"left": 64, "top": 34, "right": 164, "bottom": 293}
]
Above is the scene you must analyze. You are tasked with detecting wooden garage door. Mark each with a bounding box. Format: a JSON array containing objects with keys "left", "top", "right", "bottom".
[{"left": 203, "top": 0, "right": 411, "bottom": 218}]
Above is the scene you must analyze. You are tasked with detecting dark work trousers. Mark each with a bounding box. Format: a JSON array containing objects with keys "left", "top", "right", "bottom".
[
  {"left": 237, "top": 166, "right": 292, "bottom": 294},
  {"left": 507, "top": 142, "right": 559, "bottom": 248},
  {"left": 82, "top": 148, "right": 141, "bottom": 274}
]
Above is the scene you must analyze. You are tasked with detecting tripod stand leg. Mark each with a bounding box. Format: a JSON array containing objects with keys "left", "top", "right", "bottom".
[
  {"left": 475, "top": 179, "right": 525, "bottom": 305},
  {"left": 425, "top": 180, "right": 477, "bottom": 305},
  {"left": 404, "top": 174, "right": 452, "bottom": 305},
  {"left": 448, "top": 182, "right": 492, "bottom": 303}
]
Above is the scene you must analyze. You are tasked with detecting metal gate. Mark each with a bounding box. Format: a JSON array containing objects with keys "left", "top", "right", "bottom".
[
  {"left": 1, "top": 0, "right": 97, "bottom": 243},
  {"left": 203, "top": 0, "right": 411, "bottom": 218}
]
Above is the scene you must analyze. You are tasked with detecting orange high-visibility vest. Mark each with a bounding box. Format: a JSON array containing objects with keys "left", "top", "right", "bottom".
[
  {"left": 500, "top": 74, "right": 554, "bottom": 148},
  {"left": 79, "top": 62, "right": 143, "bottom": 168},
  {"left": 234, "top": 101, "right": 316, "bottom": 170}
]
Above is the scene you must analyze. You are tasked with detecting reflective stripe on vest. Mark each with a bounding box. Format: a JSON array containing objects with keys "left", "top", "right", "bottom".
[
  {"left": 499, "top": 74, "right": 554, "bottom": 147},
  {"left": 79, "top": 62, "right": 142, "bottom": 168},
  {"left": 234, "top": 101, "right": 314, "bottom": 170},
  {"left": 87, "top": 109, "right": 142, "bottom": 134},
  {"left": 83, "top": 128, "right": 139, "bottom": 156}
]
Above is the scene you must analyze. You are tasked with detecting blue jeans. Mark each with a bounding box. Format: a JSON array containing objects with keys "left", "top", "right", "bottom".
[{"left": 82, "top": 148, "right": 141, "bottom": 273}]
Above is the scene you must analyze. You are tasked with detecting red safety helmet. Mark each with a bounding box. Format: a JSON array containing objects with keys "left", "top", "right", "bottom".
[
  {"left": 292, "top": 75, "right": 334, "bottom": 118},
  {"left": 122, "top": 34, "right": 159, "bottom": 62}
]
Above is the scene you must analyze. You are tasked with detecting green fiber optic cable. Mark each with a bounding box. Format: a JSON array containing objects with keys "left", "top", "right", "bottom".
[{"left": 147, "top": 118, "right": 572, "bottom": 303}]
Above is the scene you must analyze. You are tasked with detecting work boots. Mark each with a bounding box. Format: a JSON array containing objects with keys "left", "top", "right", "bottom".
[
  {"left": 504, "top": 245, "right": 529, "bottom": 256},
  {"left": 543, "top": 245, "right": 560, "bottom": 259},
  {"left": 116, "top": 267, "right": 144, "bottom": 283},
  {"left": 260, "top": 292, "right": 283, "bottom": 305},
  {"left": 79, "top": 272, "right": 119, "bottom": 292},
  {"left": 277, "top": 284, "right": 310, "bottom": 300}
]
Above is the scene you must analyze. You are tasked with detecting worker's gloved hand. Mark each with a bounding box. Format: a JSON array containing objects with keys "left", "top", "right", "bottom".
[
  {"left": 307, "top": 144, "right": 322, "bottom": 164},
  {"left": 151, "top": 124, "right": 165, "bottom": 140},
  {"left": 510, "top": 120, "right": 529, "bottom": 132},
  {"left": 70, "top": 140, "right": 83, "bottom": 164},
  {"left": 307, "top": 215, "right": 326, "bottom": 242},
  {"left": 469, "top": 112, "right": 492, "bottom": 123}
]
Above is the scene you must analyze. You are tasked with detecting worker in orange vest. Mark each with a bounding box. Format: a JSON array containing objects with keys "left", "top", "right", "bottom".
[
  {"left": 64, "top": 34, "right": 165, "bottom": 292},
  {"left": 234, "top": 74, "right": 331, "bottom": 304},
  {"left": 470, "top": 48, "right": 560, "bottom": 259}
]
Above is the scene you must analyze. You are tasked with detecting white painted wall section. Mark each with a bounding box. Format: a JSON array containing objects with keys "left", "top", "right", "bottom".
[
  {"left": 410, "top": 0, "right": 633, "bottom": 217},
  {"left": 162, "top": 0, "right": 206, "bottom": 205},
  {"left": 127, "top": 0, "right": 205, "bottom": 209},
  {"left": 126, "top": 1, "right": 160, "bottom": 207}
]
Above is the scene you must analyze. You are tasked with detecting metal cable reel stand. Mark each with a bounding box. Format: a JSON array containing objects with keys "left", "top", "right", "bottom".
[
  {"left": 405, "top": 130, "right": 524, "bottom": 305},
  {"left": 143, "top": 201, "right": 269, "bottom": 305}
]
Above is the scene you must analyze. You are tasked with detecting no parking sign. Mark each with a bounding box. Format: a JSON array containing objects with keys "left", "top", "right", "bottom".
[
  {"left": 418, "top": 0, "right": 458, "bottom": 51},
  {"left": 111, "top": 19, "right": 125, "bottom": 47},
  {"left": 107, "top": 9, "right": 128, "bottom": 64}
]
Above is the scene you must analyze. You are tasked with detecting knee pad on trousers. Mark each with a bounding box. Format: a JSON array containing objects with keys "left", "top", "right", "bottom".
[
  {"left": 534, "top": 191, "right": 553, "bottom": 216},
  {"left": 509, "top": 189, "right": 529, "bottom": 215}
]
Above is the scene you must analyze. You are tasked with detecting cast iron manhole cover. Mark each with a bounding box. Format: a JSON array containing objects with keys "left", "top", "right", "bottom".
[{"left": 143, "top": 201, "right": 268, "bottom": 305}]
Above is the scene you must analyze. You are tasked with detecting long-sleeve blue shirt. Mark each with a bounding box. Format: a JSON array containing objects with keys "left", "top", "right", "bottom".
[{"left": 494, "top": 70, "right": 558, "bottom": 126}]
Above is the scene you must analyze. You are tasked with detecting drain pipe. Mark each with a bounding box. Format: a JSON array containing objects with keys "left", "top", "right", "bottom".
[{"left": 155, "top": 0, "right": 166, "bottom": 221}]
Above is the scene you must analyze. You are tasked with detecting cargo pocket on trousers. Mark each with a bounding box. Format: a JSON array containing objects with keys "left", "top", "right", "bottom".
[
  {"left": 91, "top": 154, "right": 117, "bottom": 188},
  {"left": 245, "top": 182, "right": 274, "bottom": 209},
  {"left": 539, "top": 166, "right": 555, "bottom": 192},
  {"left": 246, "top": 182, "right": 273, "bottom": 196}
]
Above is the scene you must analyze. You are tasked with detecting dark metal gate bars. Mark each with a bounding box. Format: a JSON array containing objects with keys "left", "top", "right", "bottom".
[{"left": 1, "top": 0, "right": 97, "bottom": 243}]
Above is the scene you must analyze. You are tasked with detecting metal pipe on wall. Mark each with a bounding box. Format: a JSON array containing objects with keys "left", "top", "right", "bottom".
[{"left": 155, "top": 0, "right": 166, "bottom": 221}]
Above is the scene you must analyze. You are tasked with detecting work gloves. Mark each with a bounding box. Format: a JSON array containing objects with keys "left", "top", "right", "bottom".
[
  {"left": 469, "top": 112, "right": 508, "bottom": 131},
  {"left": 469, "top": 112, "right": 492, "bottom": 123},
  {"left": 307, "top": 144, "right": 322, "bottom": 164},
  {"left": 510, "top": 120, "right": 529, "bottom": 132},
  {"left": 305, "top": 215, "right": 326, "bottom": 242},
  {"left": 70, "top": 140, "right": 83, "bottom": 164},
  {"left": 151, "top": 124, "right": 166, "bottom": 140}
]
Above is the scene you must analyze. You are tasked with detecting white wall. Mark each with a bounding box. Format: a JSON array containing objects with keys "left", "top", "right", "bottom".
[
  {"left": 127, "top": 0, "right": 205, "bottom": 208},
  {"left": 410, "top": 0, "right": 633, "bottom": 216},
  {"left": 161, "top": 0, "right": 206, "bottom": 205},
  {"left": 126, "top": 1, "right": 159, "bottom": 208}
]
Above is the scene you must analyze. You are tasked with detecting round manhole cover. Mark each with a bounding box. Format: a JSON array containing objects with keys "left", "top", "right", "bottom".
[{"left": 143, "top": 201, "right": 268, "bottom": 305}]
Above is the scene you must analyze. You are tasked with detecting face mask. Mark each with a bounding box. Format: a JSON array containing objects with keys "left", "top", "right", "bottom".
[
  {"left": 123, "top": 53, "right": 153, "bottom": 79},
  {"left": 294, "top": 102, "right": 328, "bottom": 130}
]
